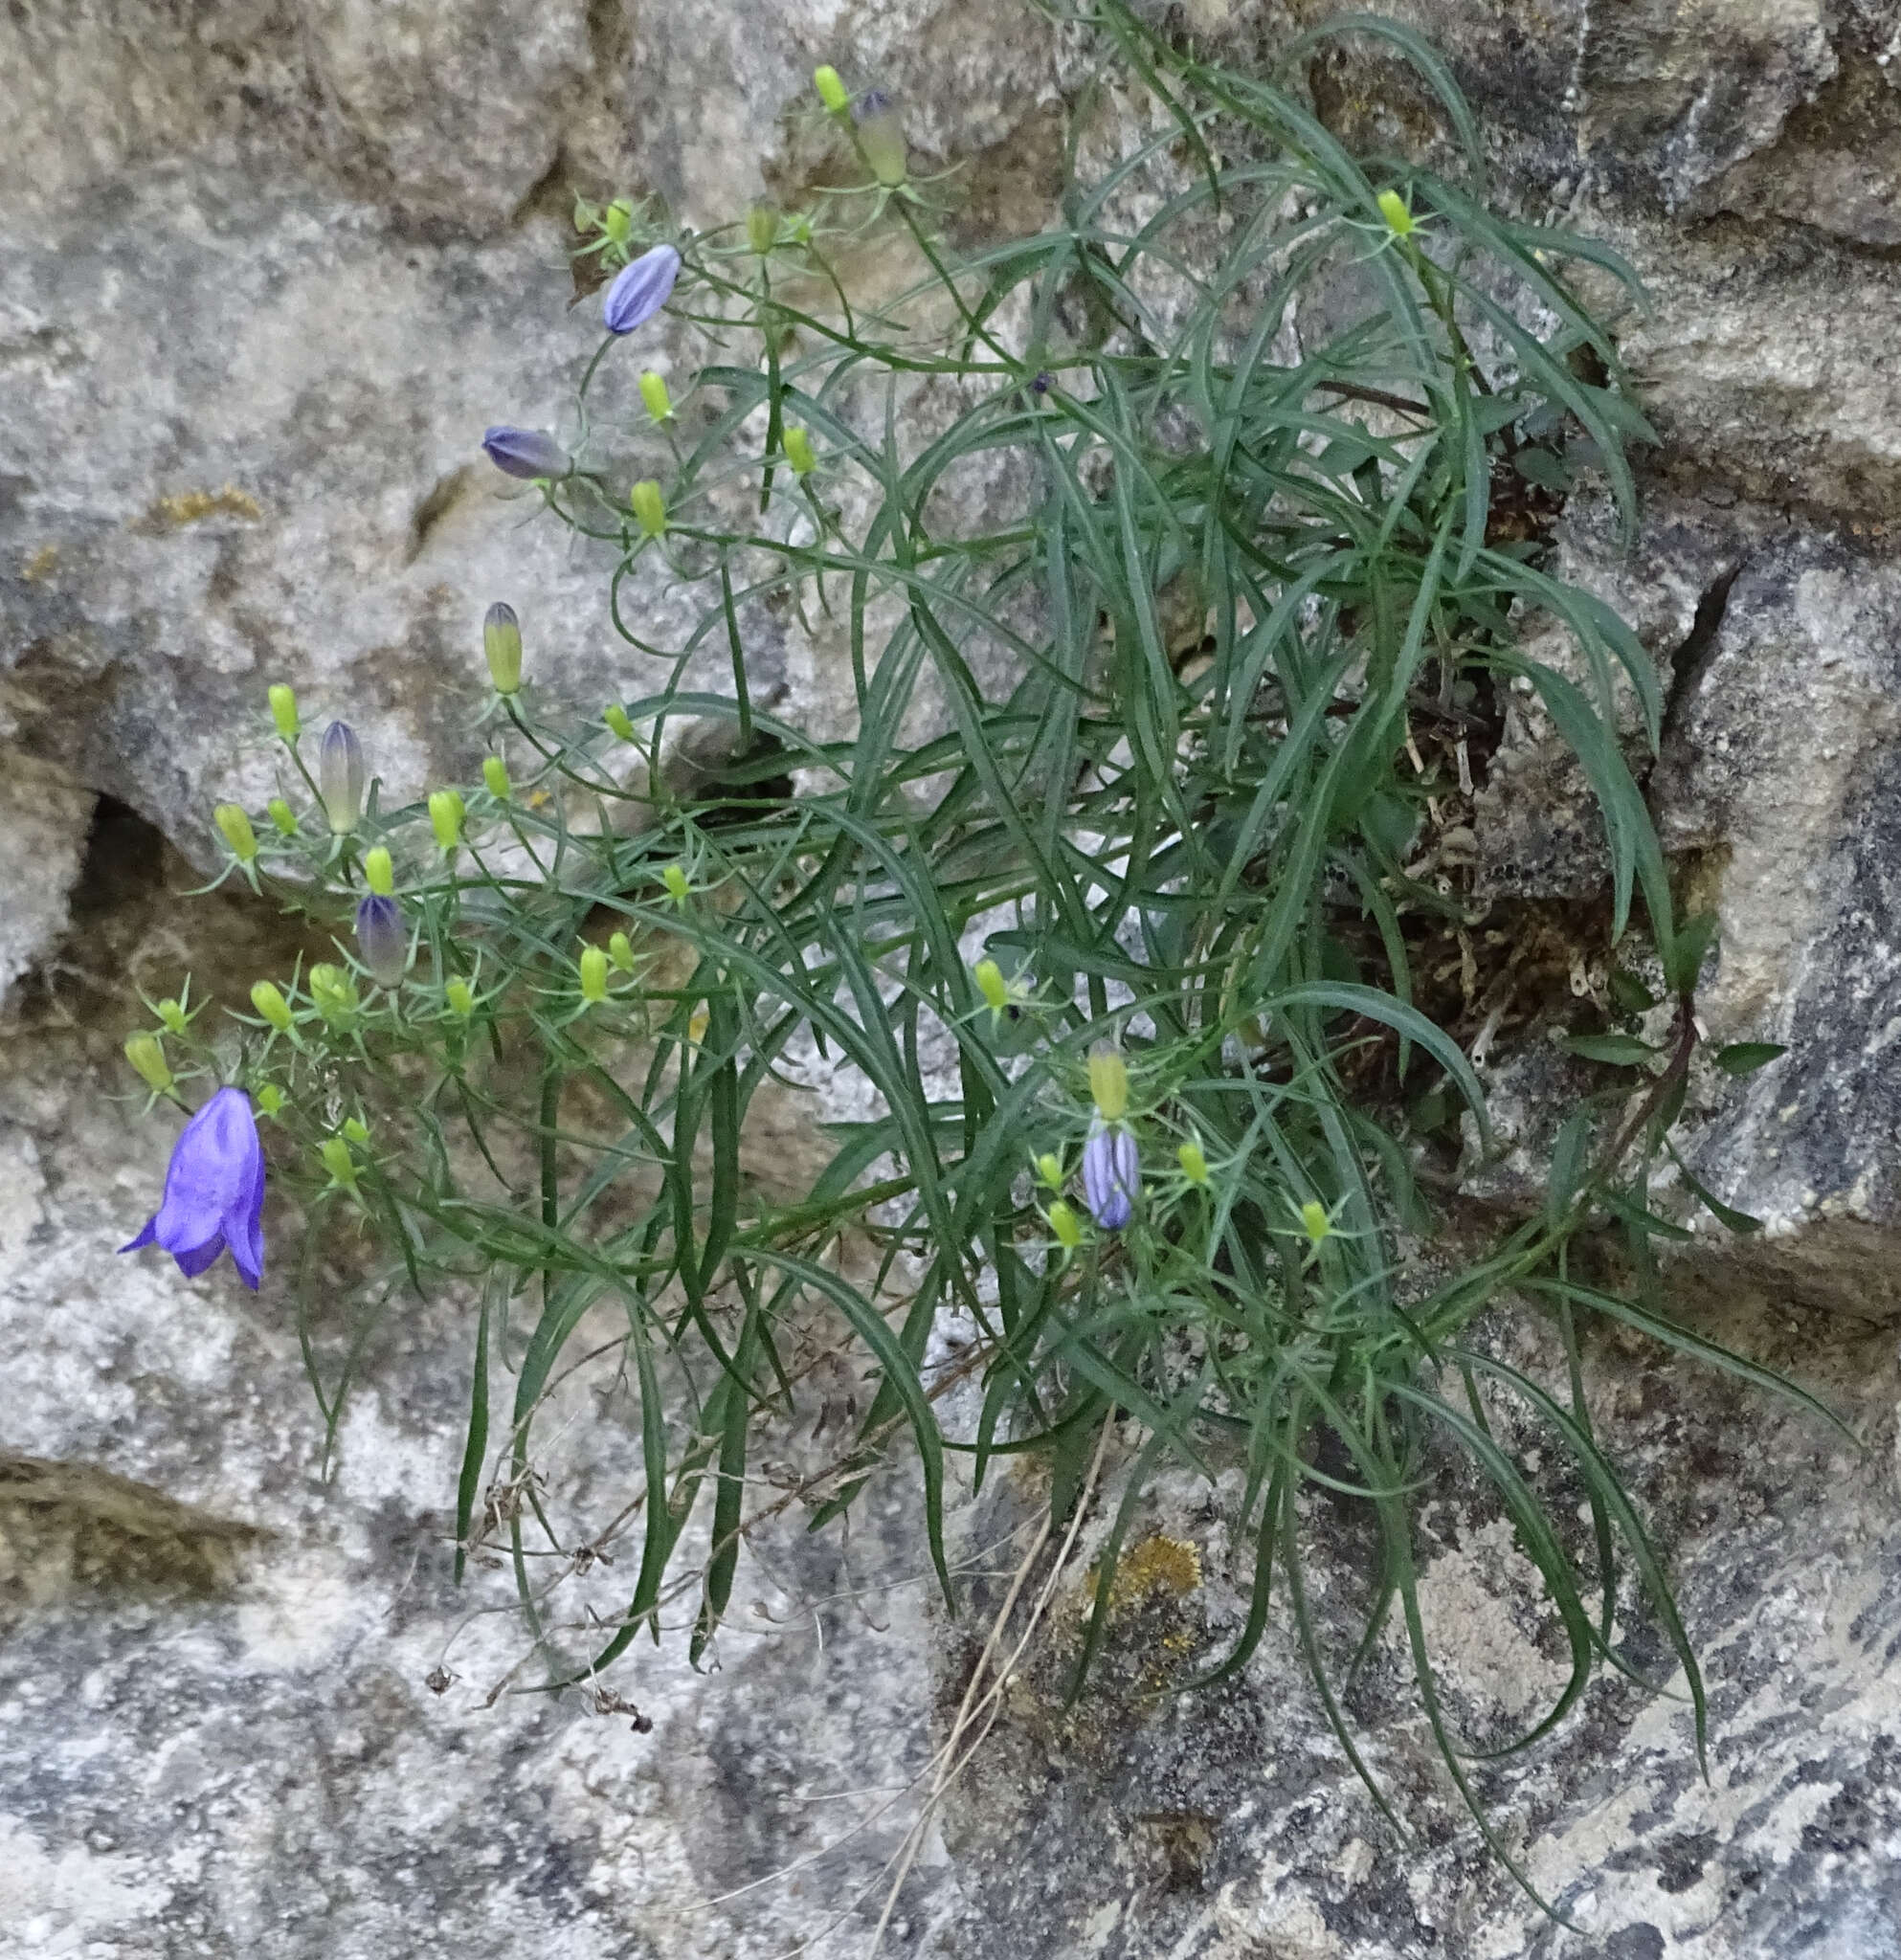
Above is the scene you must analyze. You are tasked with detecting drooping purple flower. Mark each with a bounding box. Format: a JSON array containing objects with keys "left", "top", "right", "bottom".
[
  {"left": 602, "top": 244, "right": 682, "bottom": 336},
  {"left": 120, "top": 1086, "right": 266, "bottom": 1290},
  {"left": 481, "top": 426, "right": 572, "bottom": 480},
  {"left": 355, "top": 893, "right": 408, "bottom": 989},
  {"left": 1083, "top": 1125, "right": 1139, "bottom": 1232},
  {"left": 319, "top": 721, "right": 366, "bottom": 835}
]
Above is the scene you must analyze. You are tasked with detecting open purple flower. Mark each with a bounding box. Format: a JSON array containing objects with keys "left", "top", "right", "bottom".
[
  {"left": 602, "top": 244, "right": 681, "bottom": 335},
  {"left": 481, "top": 427, "right": 572, "bottom": 480},
  {"left": 1083, "top": 1125, "right": 1139, "bottom": 1232},
  {"left": 120, "top": 1086, "right": 265, "bottom": 1290},
  {"left": 355, "top": 893, "right": 408, "bottom": 989}
]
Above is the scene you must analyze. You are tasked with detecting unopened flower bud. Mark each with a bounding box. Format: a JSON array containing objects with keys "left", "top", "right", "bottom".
[
  {"left": 1376, "top": 189, "right": 1415, "bottom": 238},
  {"left": 354, "top": 894, "right": 407, "bottom": 989},
  {"left": 214, "top": 804, "right": 257, "bottom": 862},
  {"left": 321, "top": 1137, "right": 357, "bottom": 1188},
  {"left": 638, "top": 370, "right": 674, "bottom": 423},
  {"left": 256, "top": 1084, "right": 285, "bottom": 1118},
  {"left": 853, "top": 89, "right": 908, "bottom": 187},
  {"left": 342, "top": 1116, "right": 369, "bottom": 1146},
  {"left": 124, "top": 1032, "right": 173, "bottom": 1095},
  {"left": 608, "top": 929, "right": 637, "bottom": 972},
  {"left": 602, "top": 243, "right": 682, "bottom": 335},
  {"left": 307, "top": 963, "right": 358, "bottom": 1017},
  {"left": 783, "top": 426, "right": 816, "bottom": 475},
  {"left": 1301, "top": 1200, "right": 1332, "bottom": 1246},
  {"left": 814, "top": 64, "right": 851, "bottom": 113},
  {"left": 445, "top": 977, "right": 475, "bottom": 1018},
  {"left": 578, "top": 944, "right": 610, "bottom": 1004},
  {"left": 156, "top": 998, "right": 189, "bottom": 1035},
  {"left": 267, "top": 797, "right": 298, "bottom": 836},
  {"left": 1034, "top": 1151, "right": 1063, "bottom": 1191},
  {"left": 251, "top": 981, "right": 295, "bottom": 1033},
  {"left": 662, "top": 863, "right": 691, "bottom": 906},
  {"left": 1177, "top": 1140, "right": 1210, "bottom": 1187},
  {"left": 746, "top": 205, "right": 779, "bottom": 256},
  {"left": 483, "top": 602, "right": 524, "bottom": 694},
  {"left": 481, "top": 426, "right": 572, "bottom": 480},
  {"left": 481, "top": 755, "right": 512, "bottom": 800},
  {"left": 602, "top": 198, "right": 635, "bottom": 248},
  {"left": 973, "top": 958, "right": 1010, "bottom": 1013},
  {"left": 319, "top": 722, "right": 366, "bottom": 835},
  {"left": 429, "top": 789, "right": 464, "bottom": 851},
  {"left": 363, "top": 846, "right": 395, "bottom": 897},
  {"left": 604, "top": 703, "right": 637, "bottom": 744},
  {"left": 1084, "top": 1126, "right": 1138, "bottom": 1231},
  {"left": 1047, "top": 1199, "right": 1084, "bottom": 1251},
  {"left": 268, "top": 683, "right": 300, "bottom": 741},
  {"left": 1087, "top": 1044, "right": 1128, "bottom": 1123},
  {"left": 629, "top": 479, "right": 667, "bottom": 537}
]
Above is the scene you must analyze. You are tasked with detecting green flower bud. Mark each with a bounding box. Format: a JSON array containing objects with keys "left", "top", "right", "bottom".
[
  {"left": 1301, "top": 1200, "right": 1332, "bottom": 1246},
  {"left": 746, "top": 205, "right": 779, "bottom": 256},
  {"left": 266, "top": 797, "right": 298, "bottom": 836},
  {"left": 1047, "top": 1199, "right": 1083, "bottom": 1251},
  {"left": 814, "top": 64, "right": 851, "bottom": 113},
  {"left": 445, "top": 977, "right": 475, "bottom": 1018},
  {"left": 578, "top": 944, "right": 610, "bottom": 1004},
  {"left": 251, "top": 981, "right": 295, "bottom": 1032},
  {"left": 662, "top": 863, "right": 692, "bottom": 906},
  {"left": 638, "top": 370, "right": 674, "bottom": 423},
  {"left": 608, "top": 929, "right": 637, "bottom": 973},
  {"left": 605, "top": 703, "right": 637, "bottom": 744},
  {"left": 308, "top": 964, "right": 360, "bottom": 1019},
  {"left": 783, "top": 425, "right": 816, "bottom": 476},
  {"left": 973, "top": 958, "right": 1010, "bottom": 1013},
  {"left": 214, "top": 803, "right": 257, "bottom": 862},
  {"left": 363, "top": 846, "right": 394, "bottom": 897},
  {"left": 155, "top": 997, "right": 189, "bottom": 1035},
  {"left": 1376, "top": 189, "right": 1414, "bottom": 238},
  {"left": 321, "top": 1136, "right": 358, "bottom": 1188},
  {"left": 342, "top": 1116, "right": 369, "bottom": 1145},
  {"left": 256, "top": 1083, "right": 285, "bottom": 1118},
  {"left": 483, "top": 602, "right": 524, "bottom": 695},
  {"left": 1177, "top": 1140, "right": 1210, "bottom": 1187},
  {"left": 268, "top": 683, "right": 300, "bottom": 741},
  {"left": 1087, "top": 1044, "right": 1128, "bottom": 1123},
  {"left": 603, "top": 199, "right": 636, "bottom": 248},
  {"left": 853, "top": 90, "right": 908, "bottom": 188},
  {"left": 429, "top": 789, "right": 464, "bottom": 851},
  {"left": 1034, "top": 1151, "right": 1063, "bottom": 1191},
  {"left": 481, "top": 755, "right": 511, "bottom": 801},
  {"left": 629, "top": 479, "right": 667, "bottom": 537},
  {"left": 124, "top": 1032, "right": 172, "bottom": 1095}
]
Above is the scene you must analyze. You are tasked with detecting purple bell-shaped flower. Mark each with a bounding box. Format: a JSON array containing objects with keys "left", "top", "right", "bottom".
[
  {"left": 602, "top": 244, "right": 682, "bottom": 335},
  {"left": 355, "top": 894, "right": 408, "bottom": 989},
  {"left": 120, "top": 1086, "right": 266, "bottom": 1290},
  {"left": 1083, "top": 1125, "right": 1139, "bottom": 1233},
  {"left": 481, "top": 427, "right": 572, "bottom": 480}
]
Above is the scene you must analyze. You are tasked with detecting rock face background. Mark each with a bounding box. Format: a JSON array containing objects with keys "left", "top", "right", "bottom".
[{"left": 5, "top": 1, "right": 1901, "bottom": 1955}]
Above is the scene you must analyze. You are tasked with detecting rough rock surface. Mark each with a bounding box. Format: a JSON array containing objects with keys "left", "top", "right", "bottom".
[{"left": 7, "top": 1, "right": 1901, "bottom": 1957}]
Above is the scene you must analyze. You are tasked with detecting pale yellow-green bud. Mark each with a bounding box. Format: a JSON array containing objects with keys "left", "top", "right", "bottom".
[
  {"left": 1035, "top": 1151, "right": 1063, "bottom": 1191},
  {"left": 256, "top": 1083, "right": 285, "bottom": 1118},
  {"left": 629, "top": 479, "right": 667, "bottom": 537},
  {"left": 1301, "top": 1200, "right": 1331, "bottom": 1246},
  {"left": 854, "top": 93, "right": 908, "bottom": 188},
  {"left": 783, "top": 425, "right": 816, "bottom": 476},
  {"left": 604, "top": 703, "right": 637, "bottom": 744},
  {"left": 321, "top": 1137, "right": 357, "bottom": 1188},
  {"left": 124, "top": 1032, "right": 172, "bottom": 1095},
  {"left": 268, "top": 683, "right": 300, "bottom": 741},
  {"left": 155, "top": 997, "right": 189, "bottom": 1035},
  {"left": 445, "top": 977, "right": 475, "bottom": 1018},
  {"left": 363, "top": 846, "right": 394, "bottom": 897},
  {"left": 578, "top": 944, "right": 610, "bottom": 1004},
  {"left": 973, "top": 958, "right": 1010, "bottom": 1013},
  {"left": 266, "top": 797, "right": 298, "bottom": 836},
  {"left": 638, "top": 370, "right": 674, "bottom": 423},
  {"left": 308, "top": 964, "right": 359, "bottom": 1018},
  {"left": 483, "top": 602, "right": 524, "bottom": 695},
  {"left": 608, "top": 930, "right": 637, "bottom": 973},
  {"left": 814, "top": 64, "right": 851, "bottom": 113},
  {"left": 214, "top": 803, "right": 257, "bottom": 862},
  {"left": 1177, "top": 1140, "right": 1210, "bottom": 1187},
  {"left": 481, "top": 755, "right": 511, "bottom": 801},
  {"left": 1376, "top": 189, "right": 1415, "bottom": 238},
  {"left": 251, "top": 981, "right": 294, "bottom": 1033},
  {"left": 603, "top": 198, "right": 635, "bottom": 248},
  {"left": 342, "top": 1115, "right": 369, "bottom": 1145},
  {"left": 1087, "top": 1044, "right": 1128, "bottom": 1123},
  {"left": 428, "top": 789, "right": 464, "bottom": 851},
  {"left": 662, "top": 863, "right": 691, "bottom": 906},
  {"left": 1047, "top": 1200, "right": 1083, "bottom": 1250},
  {"left": 746, "top": 205, "right": 779, "bottom": 256}
]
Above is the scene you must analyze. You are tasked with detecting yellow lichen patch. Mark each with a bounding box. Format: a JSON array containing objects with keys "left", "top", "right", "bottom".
[
  {"left": 1084, "top": 1531, "right": 1202, "bottom": 1613},
  {"left": 20, "top": 544, "right": 57, "bottom": 581},
  {"left": 146, "top": 483, "right": 263, "bottom": 527}
]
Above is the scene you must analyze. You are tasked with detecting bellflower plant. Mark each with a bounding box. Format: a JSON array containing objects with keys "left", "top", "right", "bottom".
[
  {"left": 132, "top": 0, "right": 1833, "bottom": 1913},
  {"left": 121, "top": 1087, "right": 266, "bottom": 1290},
  {"left": 481, "top": 427, "right": 572, "bottom": 480}
]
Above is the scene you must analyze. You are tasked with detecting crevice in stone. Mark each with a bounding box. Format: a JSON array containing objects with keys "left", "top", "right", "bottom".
[
  {"left": 1657, "top": 558, "right": 1746, "bottom": 756},
  {"left": 65, "top": 793, "right": 166, "bottom": 932},
  {"left": 507, "top": 142, "right": 575, "bottom": 232},
  {"left": 405, "top": 464, "right": 473, "bottom": 566}
]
